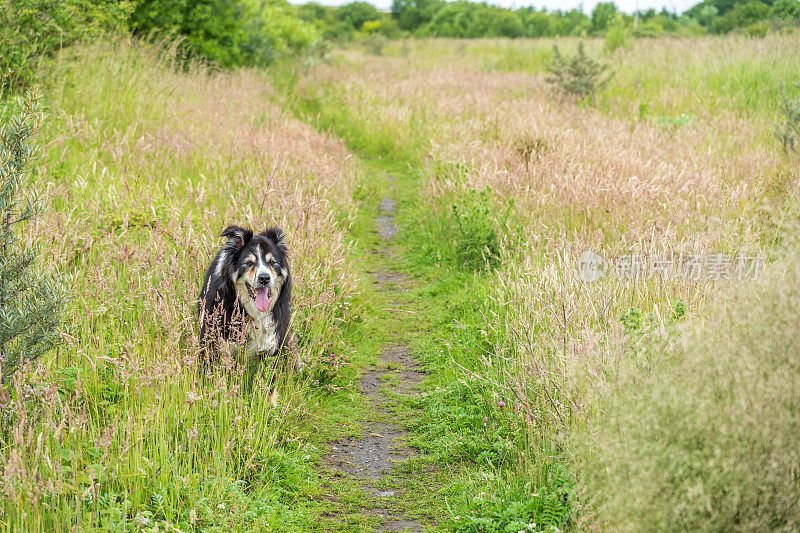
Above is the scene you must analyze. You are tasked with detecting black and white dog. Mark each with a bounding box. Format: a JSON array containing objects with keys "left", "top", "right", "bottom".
[{"left": 198, "top": 225, "right": 298, "bottom": 406}]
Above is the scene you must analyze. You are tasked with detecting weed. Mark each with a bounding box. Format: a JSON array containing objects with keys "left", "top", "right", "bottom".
[
  {"left": 451, "top": 188, "right": 513, "bottom": 270},
  {"left": 654, "top": 112, "right": 697, "bottom": 131},
  {"left": 514, "top": 135, "right": 549, "bottom": 173},
  {"left": 446, "top": 470, "right": 574, "bottom": 533}
]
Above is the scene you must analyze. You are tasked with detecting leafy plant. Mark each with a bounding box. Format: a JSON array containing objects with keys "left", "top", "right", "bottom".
[
  {"left": 774, "top": 81, "right": 800, "bottom": 153},
  {"left": 451, "top": 188, "right": 513, "bottom": 270},
  {"left": 546, "top": 42, "right": 611, "bottom": 101},
  {"left": 604, "top": 17, "right": 630, "bottom": 52},
  {"left": 0, "top": 89, "right": 70, "bottom": 381},
  {"left": 447, "top": 470, "right": 575, "bottom": 533},
  {"left": 655, "top": 112, "right": 696, "bottom": 131}
]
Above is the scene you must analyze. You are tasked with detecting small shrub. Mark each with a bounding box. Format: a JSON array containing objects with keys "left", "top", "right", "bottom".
[
  {"left": 451, "top": 188, "right": 513, "bottom": 270},
  {"left": 774, "top": 81, "right": 800, "bottom": 153},
  {"left": 0, "top": 89, "right": 70, "bottom": 381},
  {"left": 744, "top": 21, "right": 769, "bottom": 36},
  {"left": 363, "top": 34, "right": 387, "bottom": 56},
  {"left": 604, "top": 18, "right": 630, "bottom": 52},
  {"left": 546, "top": 42, "right": 611, "bottom": 101}
]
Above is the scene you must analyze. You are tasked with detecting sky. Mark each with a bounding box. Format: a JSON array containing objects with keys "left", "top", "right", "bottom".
[{"left": 289, "top": 0, "right": 700, "bottom": 14}]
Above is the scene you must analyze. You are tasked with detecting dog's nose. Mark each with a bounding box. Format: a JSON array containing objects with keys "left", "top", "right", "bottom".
[{"left": 258, "top": 273, "right": 271, "bottom": 286}]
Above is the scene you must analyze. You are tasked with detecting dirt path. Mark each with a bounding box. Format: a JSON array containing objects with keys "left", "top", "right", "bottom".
[{"left": 320, "top": 176, "right": 431, "bottom": 532}]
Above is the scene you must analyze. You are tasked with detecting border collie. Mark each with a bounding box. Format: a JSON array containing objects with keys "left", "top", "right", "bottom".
[{"left": 198, "top": 225, "right": 298, "bottom": 406}]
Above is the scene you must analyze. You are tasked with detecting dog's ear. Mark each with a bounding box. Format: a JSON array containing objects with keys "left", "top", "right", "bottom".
[
  {"left": 261, "top": 227, "right": 287, "bottom": 252},
  {"left": 220, "top": 225, "right": 252, "bottom": 250}
]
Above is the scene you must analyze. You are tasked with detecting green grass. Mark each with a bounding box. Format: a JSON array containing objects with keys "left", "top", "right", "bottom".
[{"left": 280, "top": 64, "right": 577, "bottom": 532}]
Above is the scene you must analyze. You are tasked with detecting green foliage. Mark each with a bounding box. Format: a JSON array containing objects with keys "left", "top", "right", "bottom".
[
  {"left": 546, "top": 42, "right": 611, "bottom": 101},
  {"left": 391, "top": 0, "right": 445, "bottom": 32},
  {"left": 604, "top": 16, "right": 631, "bottom": 52},
  {"left": 129, "top": 0, "right": 319, "bottom": 67},
  {"left": 426, "top": 2, "right": 524, "bottom": 38},
  {"left": 774, "top": 82, "right": 800, "bottom": 153},
  {"left": 247, "top": 0, "right": 320, "bottom": 56},
  {"left": 336, "top": 1, "right": 380, "bottom": 30},
  {"left": 451, "top": 188, "right": 513, "bottom": 270},
  {"left": 446, "top": 471, "right": 574, "bottom": 533},
  {"left": 712, "top": 0, "right": 770, "bottom": 32},
  {"left": 771, "top": 0, "right": 800, "bottom": 18},
  {"left": 0, "top": 89, "right": 70, "bottom": 381},
  {"left": 591, "top": 1, "right": 619, "bottom": 33},
  {"left": 0, "top": 0, "right": 132, "bottom": 89}
]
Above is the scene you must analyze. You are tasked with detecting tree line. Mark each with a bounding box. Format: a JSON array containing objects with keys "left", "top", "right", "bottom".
[{"left": 1, "top": 0, "right": 799, "bottom": 89}]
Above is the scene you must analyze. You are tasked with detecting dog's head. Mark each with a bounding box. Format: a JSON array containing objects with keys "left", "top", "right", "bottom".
[{"left": 220, "top": 225, "right": 290, "bottom": 315}]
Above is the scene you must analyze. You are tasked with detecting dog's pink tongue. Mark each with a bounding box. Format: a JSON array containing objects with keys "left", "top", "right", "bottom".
[{"left": 254, "top": 289, "right": 270, "bottom": 312}]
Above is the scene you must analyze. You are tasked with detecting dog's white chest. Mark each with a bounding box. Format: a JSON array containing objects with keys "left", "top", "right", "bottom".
[{"left": 248, "top": 314, "right": 279, "bottom": 357}]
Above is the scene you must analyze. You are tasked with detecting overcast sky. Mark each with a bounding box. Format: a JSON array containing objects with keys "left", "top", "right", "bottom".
[{"left": 289, "top": 0, "right": 699, "bottom": 14}]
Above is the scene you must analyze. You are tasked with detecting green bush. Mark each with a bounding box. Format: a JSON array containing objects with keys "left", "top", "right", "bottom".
[
  {"left": 336, "top": 1, "right": 380, "bottom": 31},
  {"left": 0, "top": 0, "right": 133, "bottom": 89},
  {"left": 744, "top": 20, "right": 769, "bottom": 35},
  {"left": 770, "top": 0, "right": 800, "bottom": 19},
  {"left": 546, "top": 42, "right": 611, "bottom": 101},
  {"left": 451, "top": 188, "right": 513, "bottom": 270},
  {"left": 712, "top": 0, "right": 770, "bottom": 33},
  {"left": 579, "top": 237, "right": 800, "bottom": 530},
  {"left": 426, "top": 1, "right": 524, "bottom": 38},
  {"left": 0, "top": 89, "right": 70, "bottom": 381},
  {"left": 130, "top": 0, "right": 318, "bottom": 67},
  {"left": 604, "top": 17, "right": 631, "bottom": 52},
  {"left": 247, "top": 0, "right": 320, "bottom": 57}
]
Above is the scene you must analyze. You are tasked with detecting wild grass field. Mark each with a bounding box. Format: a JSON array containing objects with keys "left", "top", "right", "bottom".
[{"left": 2, "top": 32, "right": 799, "bottom": 532}]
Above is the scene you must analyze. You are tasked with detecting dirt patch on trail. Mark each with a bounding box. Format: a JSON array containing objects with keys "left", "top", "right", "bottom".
[
  {"left": 321, "top": 190, "right": 431, "bottom": 532},
  {"left": 322, "top": 344, "right": 427, "bottom": 531},
  {"left": 322, "top": 345, "right": 422, "bottom": 481},
  {"left": 377, "top": 197, "right": 398, "bottom": 240}
]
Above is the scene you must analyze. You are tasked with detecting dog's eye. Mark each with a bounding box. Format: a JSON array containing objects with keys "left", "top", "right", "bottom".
[
  {"left": 268, "top": 259, "right": 277, "bottom": 266},
  {"left": 244, "top": 260, "right": 254, "bottom": 267}
]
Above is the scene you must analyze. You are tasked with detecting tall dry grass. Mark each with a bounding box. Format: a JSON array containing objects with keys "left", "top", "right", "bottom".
[
  {"left": 1, "top": 38, "right": 360, "bottom": 530},
  {"left": 577, "top": 226, "right": 800, "bottom": 531}
]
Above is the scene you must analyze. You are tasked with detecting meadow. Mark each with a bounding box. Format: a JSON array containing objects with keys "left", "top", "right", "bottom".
[{"left": 1, "top": 32, "right": 799, "bottom": 531}]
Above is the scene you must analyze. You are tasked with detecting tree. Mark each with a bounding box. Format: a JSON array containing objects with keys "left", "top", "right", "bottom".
[
  {"left": 0, "top": 89, "right": 70, "bottom": 382},
  {"left": 591, "top": 1, "right": 619, "bottom": 32},
  {"left": 130, "top": 0, "right": 249, "bottom": 66},
  {"left": 336, "top": 1, "right": 380, "bottom": 30},
  {"left": 391, "top": 0, "right": 445, "bottom": 32},
  {"left": 770, "top": 0, "right": 800, "bottom": 18},
  {"left": 712, "top": 0, "right": 769, "bottom": 32},
  {"left": 546, "top": 42, "right": 611, "bottom": 101}
]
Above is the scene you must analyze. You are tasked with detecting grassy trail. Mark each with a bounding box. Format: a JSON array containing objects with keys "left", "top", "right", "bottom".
[{"left": 310, "top": 165, "right": 451, "bottom": 532}]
